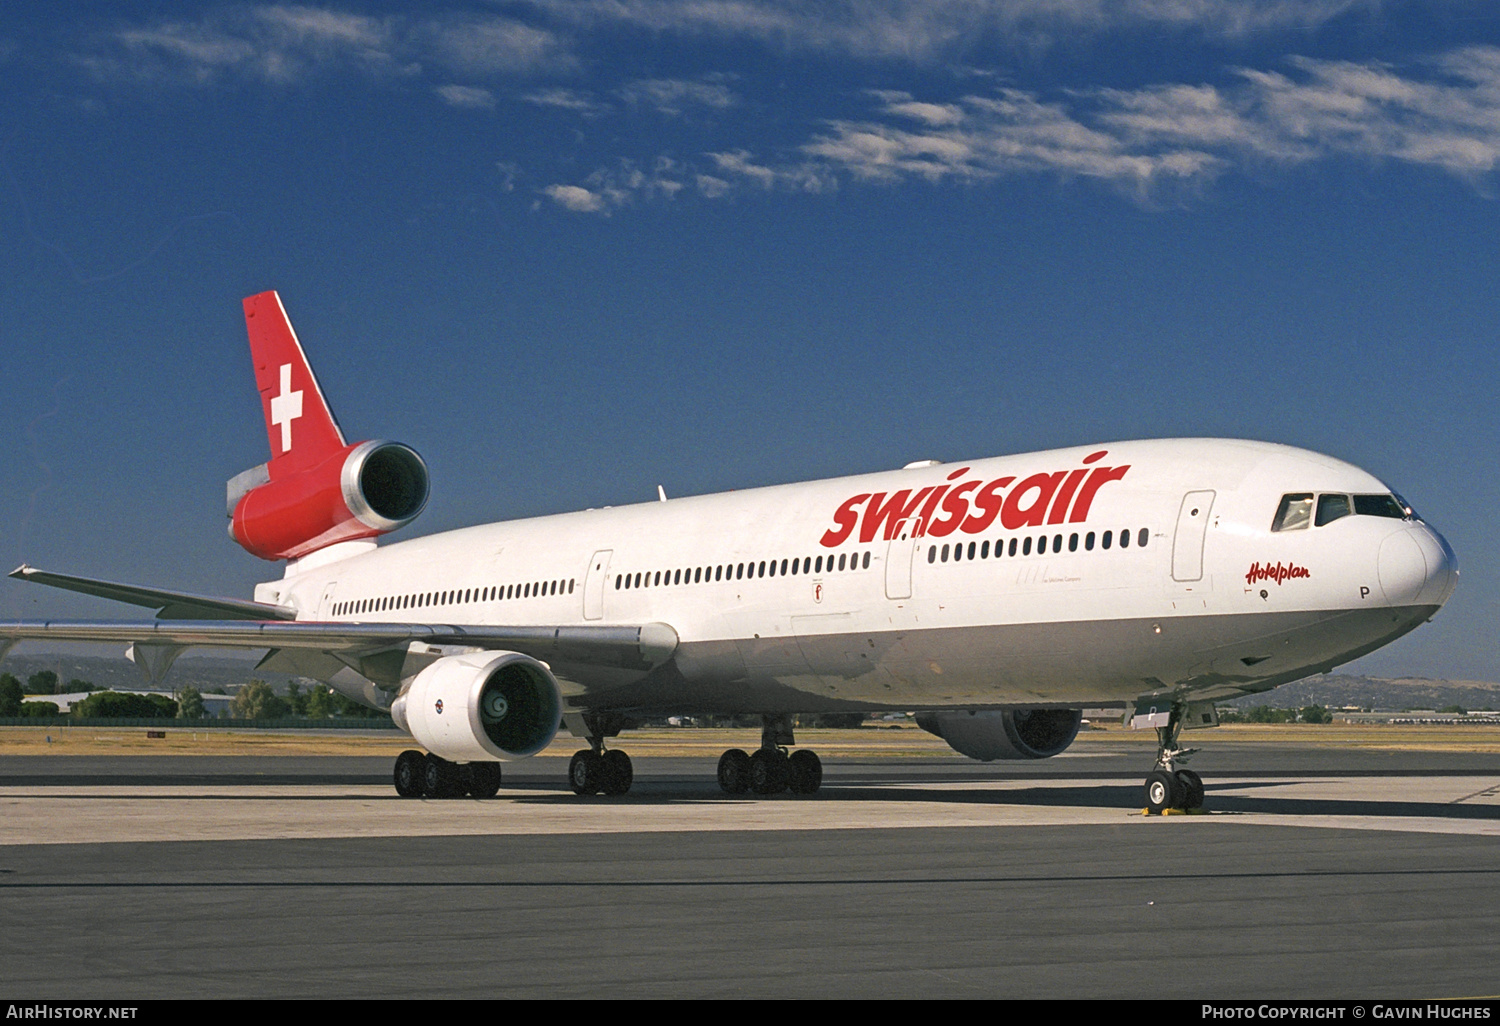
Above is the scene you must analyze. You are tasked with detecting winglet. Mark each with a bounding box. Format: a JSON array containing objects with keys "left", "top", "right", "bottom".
[{"left": 243, "top": 291, "right": 346, "bottom": 476}]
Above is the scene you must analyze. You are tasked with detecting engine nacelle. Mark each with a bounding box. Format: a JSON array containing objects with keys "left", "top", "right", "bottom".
[
  {"left": 916, "top": 709, "right": 1082, "bottom": 761},
  {"left": 391, "top": 651, "right": 562, "bottom": 762},
  {"left": 230, "top": 439, "right": 428, "bottom": 561}
]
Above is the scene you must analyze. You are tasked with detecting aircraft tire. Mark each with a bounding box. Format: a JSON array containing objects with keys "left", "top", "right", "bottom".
[
  {"left": 601, "top": 750, "right": 633, "bottom": 796},
  {"left": 569, "top": 750, "right": 603, "bottom": 795},
  {"left": 1145, "top": 770, "right": 1181, "bottom": 813},
  {"left": 424, "top": 754, "right": 463, "bottom": 798},
  {"left": 750, "top": 748, "right": 788, "bottom": 795},
  {"left": 469, "top": 762, "right": 503, "bottom": 799},
  {"left": 787, "top": 749, "right": 822, "bottom": 795},
  {"left": 394, "top": 750, "right": 426, "bottom": 798},
  {"left": 1176, "top": 769, "right": 1204, "bottom": 810},
  {"left": 718, "top": 749, "right": 751, "bottom": 794}
]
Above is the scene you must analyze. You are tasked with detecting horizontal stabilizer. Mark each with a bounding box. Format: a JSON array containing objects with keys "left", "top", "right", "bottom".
[{"left": 8, "top": 565, "right": 298, "bottom": 621}]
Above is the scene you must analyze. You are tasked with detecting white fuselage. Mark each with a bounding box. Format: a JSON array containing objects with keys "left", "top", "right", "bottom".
[{"left": 257, "top": 438, "right": 1456, "bottom": 713}]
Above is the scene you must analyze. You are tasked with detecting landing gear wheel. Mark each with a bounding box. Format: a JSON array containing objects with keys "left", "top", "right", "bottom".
[
  {"left": 1176, "top": 769, "right": 1204, "bottom": 810},
  {"left": 424, "top": 754, "right": 463, "bottom": 798},
  {"left": 468, "top": 762, "right": 503, "bottom": 799},
  {"left": 750, "top": 748, "right": 789, "bottom": 795},
  {"left": 569, "top": 750, "right": 604, "bottom": 795},
  {"left": 394, "top": 750, "right": 426, "bottom": 797},
  {"left": 1145, "top": 770, "right": 1181, "bottom": 813},
  {"left": 787, "top": 749, "right": 823, "bottom": 795},
  {"left": 601, "top": 750, "right": 633, "bottom": 796},
  {"left": 718, "top": 749, "right": 751, "bottom": 794}
]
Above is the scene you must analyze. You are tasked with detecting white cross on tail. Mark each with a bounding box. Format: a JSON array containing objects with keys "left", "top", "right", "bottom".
[{"left": 269, "top": 362, "right": 304, "bottom": 453}]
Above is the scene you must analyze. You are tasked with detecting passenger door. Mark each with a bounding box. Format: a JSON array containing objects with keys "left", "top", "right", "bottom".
[
  {"left": 1171, "top": 491, "right": 1216, "bottom": 582},
  {"left": 583, "top": 550, "right": 613, "bottom": 620},
  {"left": 884, "top": 518, "right": 921, "bottom": 600}
]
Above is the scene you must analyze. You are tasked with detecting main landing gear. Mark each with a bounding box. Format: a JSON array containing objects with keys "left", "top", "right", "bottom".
[
  {"left": 393, "top": 750, "right": 503, "bottom": 799},
  {"left": 1142, "top": 703, "right": 1206, "bottom": 814},
  {"left": 717, "top": 715, "right": 823, "bottom": 796},
  {"left": 569, "top": 741, "right": 634, "bottom": 796}
]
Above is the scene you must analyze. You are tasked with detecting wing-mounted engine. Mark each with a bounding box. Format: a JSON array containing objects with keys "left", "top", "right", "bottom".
[
  {"left": 390, "top": 651, "right": 563, "bottom": 763},
  {"left": 916, "top": 708, "right": 1082, "bottom": 761},
  {"left": 228, "top": 439, "right": 428, "bottom": 561}
]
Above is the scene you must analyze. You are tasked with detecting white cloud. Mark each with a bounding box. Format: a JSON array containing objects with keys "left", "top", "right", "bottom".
[
  {"left": 707, "top": 149, "right": 834, "bottom": 192},
  {"left": 85, "top": 7, "right": 571, "bottom": 85},
  {"left": 618, "top": 77, "right": 738, "bottom": 116},
  {"left": 543, "top": 184, "right": 609, "bottom": 212},
  {"left": 525, "top": 87, "right": 610, "bottom": 115},
  {"left": 543, "top": 158, "right": 692, "bottom": 212},
  {"left": 435, "top": 84, "right": 497, "bottom": 109},
  {"left": 420, "top": 15, "right": 573, "bottom": 76},
  {"left": 521, "top": 0, "right": 1375, "bottom": 61},
  {"left": 788, "top": 46, "right": 1500, "bottom": 195}
]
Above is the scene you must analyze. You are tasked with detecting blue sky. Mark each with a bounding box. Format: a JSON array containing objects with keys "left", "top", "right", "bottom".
[{"left": 1, "top": 2, "right": 1497, "bottom": 680}]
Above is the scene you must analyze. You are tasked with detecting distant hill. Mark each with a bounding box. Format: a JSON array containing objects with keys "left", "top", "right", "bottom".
[
  {"left": 2, "top": 653, "right": 277, "bottom": 695},
  {"left": 1224, "top": 674, "right": 1500, "bottom": 712}
]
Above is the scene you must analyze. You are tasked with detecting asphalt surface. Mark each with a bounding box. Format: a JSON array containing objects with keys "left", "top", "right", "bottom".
[{"left": 2, "top": 742, "right": 1498, "bottom": 999}]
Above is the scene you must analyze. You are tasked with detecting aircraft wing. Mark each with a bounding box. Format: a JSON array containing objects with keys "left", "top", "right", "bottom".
[
  {"left": 9, "top": 564, "right": 297, "bottom": 621},
  {"left": 0, "top": 618, "right": 679, "bottom": 674}
]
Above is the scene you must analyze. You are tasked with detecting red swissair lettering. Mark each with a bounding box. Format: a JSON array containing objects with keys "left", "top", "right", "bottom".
[{"left": 818, "top": 450, "right": 1131, "bottom": 547}]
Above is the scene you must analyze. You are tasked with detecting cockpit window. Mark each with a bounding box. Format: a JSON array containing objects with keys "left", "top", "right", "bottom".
[
  {"left": 1272, "top": 493, "right": 1314, "bottom": 532},
  {"left": 1354, "top": 493, "right": 1408, "bottom": 519},
  {"left": 1315, "top": 493, "right": 1351, "bottom": 527}
]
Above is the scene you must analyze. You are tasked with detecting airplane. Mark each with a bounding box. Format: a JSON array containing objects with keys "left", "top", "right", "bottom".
[{"left": 1, "top": 292, "right": 1458, "bottom": 811}]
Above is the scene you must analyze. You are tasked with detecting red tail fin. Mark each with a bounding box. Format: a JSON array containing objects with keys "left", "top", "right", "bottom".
[{"left": 243, "top": 291, "right": 346, "bottom": 475}]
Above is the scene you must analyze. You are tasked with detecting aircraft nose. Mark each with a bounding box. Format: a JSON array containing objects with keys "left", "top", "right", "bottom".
[{"left": 1377, "top": 524, "right": 1457, "bottom": 608}]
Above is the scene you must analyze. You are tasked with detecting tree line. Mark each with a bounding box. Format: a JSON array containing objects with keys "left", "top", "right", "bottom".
[{"left": 0, "top": 673, "right": 383, "bottom": 720}]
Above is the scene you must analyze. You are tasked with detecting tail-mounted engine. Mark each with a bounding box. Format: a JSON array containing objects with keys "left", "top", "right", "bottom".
[
  {"left": 916, "top": 708, "right": 1082, "bottom": 761},
  {"left": 391, "top": 651, "right": 563, "bottom": 763},
  {"left": 228, "top": 439, "right": 428, "bottom": 561}
]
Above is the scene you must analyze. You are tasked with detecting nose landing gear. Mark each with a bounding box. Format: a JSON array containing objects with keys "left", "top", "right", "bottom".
[{"left": 1136, "top": 702, "right": 1207, "bottom": 814}]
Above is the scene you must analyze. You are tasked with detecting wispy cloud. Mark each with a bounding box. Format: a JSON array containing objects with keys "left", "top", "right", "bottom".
[
  {"left": 525, "top": 87, "right": 610, "bottom": 115},
  {"left": 618, "top": 76, "right": 738, "bottom": 116},
  {"left": 522, "top": 0, "right": 1375, "bottom": 61},
  {"left": 435, "top": 84, "right": 497, "bottom": 109},
  {"left": 799, "top": 47, "right": 1500, "bottom": 193},
  {"left": 82, "top": 6, "right": 571, "bottom": 86},
  {"left": 540, "top": 157, "right": 692, "bottom": 213},
  {"left": 537, "top": 45, "right": 1500, "bottom": 212}
]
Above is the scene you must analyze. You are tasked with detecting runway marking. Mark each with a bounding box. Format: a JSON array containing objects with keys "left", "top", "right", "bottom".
[
  {"left": 2, "top": 775, "right": 1497, "bottom": 845},
  {"left": 5, "top": 865, "right": 1500, "bottom": 890}
]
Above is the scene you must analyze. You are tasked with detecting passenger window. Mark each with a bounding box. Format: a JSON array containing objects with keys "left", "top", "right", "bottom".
[
  {"left": 1053, "top": 535, "right": 1062, "bottom": 554},
  {"left": 1120, "top": 529, "right": 1130, "bottom": 549},
  {"left": 835, "top": 554, "right": 844, "bottom": 571},
  {"left": 1354, "top": 493, "right": 1406, "bottom": 519},
  {"left": 862, "top": 551, "right": 871, "bottom": 569},
  {"left": 1022, "top": 537, "right": 1032, "bottom": 556},
  {"left": 1069, "top": 533, "right": 1078, "bottom": 552},
  {"left": 1316, "top": 494, "right": 1351, "bottom": 526},
  {"left": 928, "top": 547, "right": 936, "bottom": 564},
  {"left": 941, "top": 544, "right": 950, "bottom": 562},
  {"left": 1272, "top": 493, "right": 1314, "bottom": 532},
  {"left": 1102, "top": 530, "right": 1113, "bottom": 549},
  {"left": 1008, "top": 538, "right": 1017, "bottom": 557},
  {"left": 1138, "top": 528, "right": 1149, "bottom": 547},
  {"left": 1085, "top": 532, "right": 1095, "bottom": 551}
]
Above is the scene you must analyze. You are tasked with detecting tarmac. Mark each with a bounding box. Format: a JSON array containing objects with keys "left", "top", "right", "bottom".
[{"left": 1, "top": 726, "right": 1497, "bottom": 999}]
